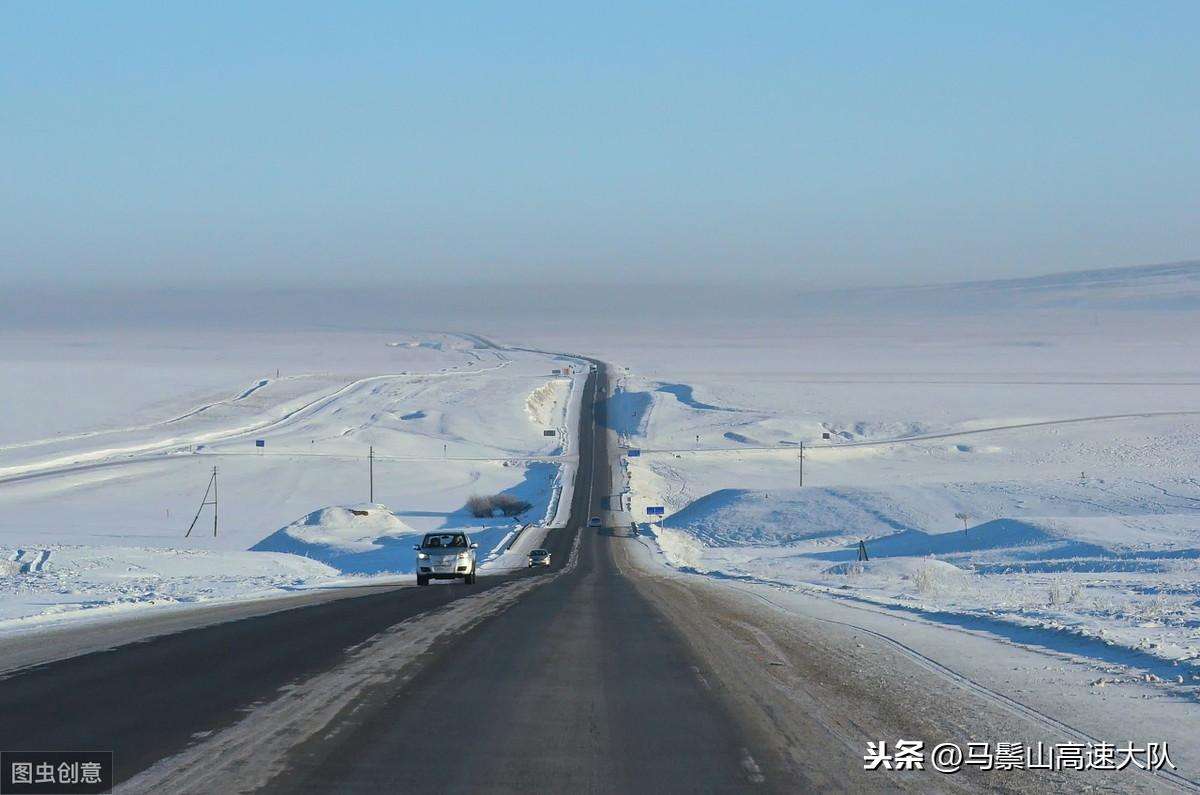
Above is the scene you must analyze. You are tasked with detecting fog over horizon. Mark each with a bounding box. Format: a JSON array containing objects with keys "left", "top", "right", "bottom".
[{"left": 4, "top": 258, "right": 1196, "bottom": 335}]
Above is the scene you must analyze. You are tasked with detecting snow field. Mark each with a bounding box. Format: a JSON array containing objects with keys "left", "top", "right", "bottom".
[{"left": 0, "top": 332, "right": 585, "bottom": 632}]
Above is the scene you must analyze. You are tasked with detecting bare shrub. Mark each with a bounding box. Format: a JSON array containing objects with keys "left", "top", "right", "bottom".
[
  {"left": 0, "top": 560, "right": 22, "bottom": 577},
  {"left": 466, "top": 495, "right": 493, "bottom": 517},
  {"left": 1048, "top": 581, "right": 1079, "bottom": 606},
  {"left": 913, "top": 564, "right": 940, "bottom": 595},
  {"left": 466, "top": 493, "right": 532, "bottom": 518},
  {"left": 1137, "top": 594, "right": 1173, "bottom": 622},
  {"left": 493, "top": 493, "right": 532, "bottom": 516},
  {"left": 913, "top": 561, "right": 967, "bottom": 596}
]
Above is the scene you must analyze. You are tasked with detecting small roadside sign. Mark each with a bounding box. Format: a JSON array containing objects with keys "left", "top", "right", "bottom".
[
  {"left": 543, "top": 429, "right": 557, "bottom": 437},
  {"left": 646, "top": 506, "right": 665, "bottom": 516},
  {"left": 255, "top": 439, "right": 265, "bottom": 448},
  {"left": 627, "top": 449, "right": 641, "bottom": 457}
]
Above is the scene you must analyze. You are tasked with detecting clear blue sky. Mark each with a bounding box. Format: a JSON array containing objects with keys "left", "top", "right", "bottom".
[{"left": 2, "top": 2, "right": 1197, "bottom": 288}]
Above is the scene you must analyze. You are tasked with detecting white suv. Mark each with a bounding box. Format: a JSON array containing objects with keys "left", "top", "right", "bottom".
[{"left": 414, "top": 531, "right": 478, "bottom": 586}]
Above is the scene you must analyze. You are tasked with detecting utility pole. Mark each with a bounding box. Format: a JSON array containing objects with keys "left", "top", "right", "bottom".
[
  {"left": 369, "top": 446, "right": 374, "bottom": 503},
  {"left": 799, "top": 441, "right": 804, "bottom": 488},
  {"left": 185, "top": 466, "right": 218, "bottom": 538},
  {"left": 212, "top": 466, "right": 218, "bottom": 536}
]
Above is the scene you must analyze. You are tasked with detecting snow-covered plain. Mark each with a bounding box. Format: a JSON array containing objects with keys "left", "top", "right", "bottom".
[
  {"left": 0, "top": 331, "right": 584, "bottom": 632},
  {"left": 5, "top": 259, "right": 1200, "bottom": 717},
  {"left": 574, "top": 266, "right": 1200, "bottom": 711}
]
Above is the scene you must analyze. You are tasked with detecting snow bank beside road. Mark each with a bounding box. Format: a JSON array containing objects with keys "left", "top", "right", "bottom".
[
  {"left": 525, "top": 378, "right": 570, "bottom": 429},
  {"left": 0, "top": 545, "right": 339, "bottom": 636},
  {"left": 630, "top": 477, "right": 1200, "bottom": 678},
  {"left": 251, "top": 504, "right": 427, "bottom": 574}
]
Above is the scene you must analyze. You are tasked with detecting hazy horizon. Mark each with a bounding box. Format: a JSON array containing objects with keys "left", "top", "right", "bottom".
[{"left": 3, "top": 258, "right": 1196, "bottom": 334}]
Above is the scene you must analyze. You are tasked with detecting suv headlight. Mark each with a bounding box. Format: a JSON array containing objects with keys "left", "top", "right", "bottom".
[
  {"left": 458, "top": 551, "right": 470, "bottom": 560},
  {"left": 417, "top": 552, "right": 429, "bottom": 560}
]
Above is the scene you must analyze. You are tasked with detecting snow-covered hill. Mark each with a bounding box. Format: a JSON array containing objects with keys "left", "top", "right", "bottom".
[{"left": 807, "top": 259, "right": 1200, "bottom": 312}]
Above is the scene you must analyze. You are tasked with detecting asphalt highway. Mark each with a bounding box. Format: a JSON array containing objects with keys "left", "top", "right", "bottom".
[
  {"left": 259, "top": 362, "right": 763, "bottom": 793},
  {"left": 0, "top": 361, "right": 772, "bottom": 793},
  {"left": 3, "top": 358, "right": 1181, "bottom": 794}
]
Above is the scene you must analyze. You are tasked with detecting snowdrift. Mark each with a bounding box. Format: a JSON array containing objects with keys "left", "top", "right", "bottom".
[
  {"left": 808, "top": 519, "right": 1109, "bottom": 563},
  {"left": 251, "top": 504, "right": 427, "bottom": 574},
  {"left": 655, "top": 483, "right": 1200, "bottom": 568}
]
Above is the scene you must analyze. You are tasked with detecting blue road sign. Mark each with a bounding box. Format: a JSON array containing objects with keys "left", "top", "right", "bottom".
[
  {"left": 627, "top": 449, "right": 641, "bottom": 457},
  {"left": 255, "top": 439, "right": 265, "bottom": 448},
  {"left": 646, "top": 506, "right": 665, "bottom": 516}
]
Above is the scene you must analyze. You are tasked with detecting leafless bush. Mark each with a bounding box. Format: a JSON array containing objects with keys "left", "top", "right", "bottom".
[
  {"left": 913, "top": 561, "right": 967, "bottom": 596},
  {"left": 913, "top": 564, "right": 940, "bottom": 595},
  {"left": 493, "top": 493, "right": 532, "bottom": 515},
  {"left": 0, "top": 560, "right": 22, "bottom": 577},
  {"left": 466, "top": 495, "right": 492, "bottom": 517},
  {"left": 1137, "top": 594, "right": 1173, "bottom": 622},
  {"left": 1048, "top": 581, "right": 1079, "bottom": 606},
  {"left": 466, "top": 493, "right": 533, "bottom": 518}
]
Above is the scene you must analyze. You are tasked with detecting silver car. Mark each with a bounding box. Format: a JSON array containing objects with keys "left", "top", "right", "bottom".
[
  {"left": 414, "top": 531, "right": 478, "bottom": 586},
  {"left": 527, "top": 548, "right": 551, "bottom": 567}
]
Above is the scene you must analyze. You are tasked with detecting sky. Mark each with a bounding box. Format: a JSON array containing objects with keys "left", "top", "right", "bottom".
[{"left": 2, "top": 1, "right": 1197, "bottom": 289}]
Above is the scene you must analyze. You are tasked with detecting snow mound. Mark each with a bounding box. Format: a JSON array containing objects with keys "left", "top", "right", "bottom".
[
  {"left": 824, "top": 556, "right": 963, "bottom": 578},
  {"left": 660, "top": 481, "right": 1200, "bottom": 558},
  {"left": 826, "top": 558, "right": 971, "bottom": 595},
  {"left": 665, "top": 487, "right": 931, "bottom": 547},
  {"left": 810, "top": 519, "right": 1109, "bottom": 563},
  {"left": 252, "top": 504, "right": 427, "bottom": 574},
  {"left": 653, "top": 526, "right": 709, "bottom": 571},
  {"left": 525, "top": 379, "right": 568, "bottom": 427}
]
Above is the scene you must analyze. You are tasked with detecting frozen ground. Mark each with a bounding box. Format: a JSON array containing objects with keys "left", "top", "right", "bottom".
[
  {"left": 4, "top": 257, "right": 1200, "bottom": 702},
  {"left": 550, "top": 265, "right": 1200, "bottom": 718},
  {"left": 0, "top": 331, "right": 584, "bottom": 632}
]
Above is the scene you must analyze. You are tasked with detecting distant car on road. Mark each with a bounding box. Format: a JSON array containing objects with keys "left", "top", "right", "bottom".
[
  {"left": 414, "top": 531, "right": 478, "bottom": 586},
  {"left": 587, "top": 516, "right": 602, "bottom": 528},
  {"left": 528, "top": 548, "right": 551, "bottom": 567}
]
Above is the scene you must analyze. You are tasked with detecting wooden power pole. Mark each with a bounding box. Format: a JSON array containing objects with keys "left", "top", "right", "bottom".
[{"left": 185, "top": 466, "right": 218, "bottom": 538}]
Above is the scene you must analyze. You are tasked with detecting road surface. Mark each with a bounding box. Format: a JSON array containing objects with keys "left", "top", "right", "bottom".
[{"left": 0, "top": 361, "right": 1181, "bottom": 793}]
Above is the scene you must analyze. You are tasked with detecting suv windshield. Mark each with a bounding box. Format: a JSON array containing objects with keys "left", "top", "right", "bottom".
[
  {"left": 530, "top": 549, "right": 548, "bottom": 556},
  {"left": 422, "top": 533, "right": 468, "bottom": 549}
]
